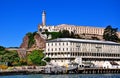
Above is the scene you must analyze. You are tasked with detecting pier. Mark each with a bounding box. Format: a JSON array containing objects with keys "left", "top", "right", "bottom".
[{"left": 78, "top": 68, "right": 120, "bottom": 74}]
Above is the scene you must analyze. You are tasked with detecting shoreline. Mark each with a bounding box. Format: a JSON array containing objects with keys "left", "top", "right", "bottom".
[
  {"left": 1, "top": 68, "right": 120, "bottom": 76},
  {"left": 0, "top": 69, "right": 43, "bottom": 76}
]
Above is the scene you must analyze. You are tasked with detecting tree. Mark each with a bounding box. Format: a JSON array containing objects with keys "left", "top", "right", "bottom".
[
  {"left": 18, "top": 58, "right": 27, "bottom": 66},
  {"left": 59, "top": 30, "right": 70, "bottom": 38},
  {"left": 103, "top": 25, "right": 119, "bottom": 42},
  {"left": 46, "top": 32, "right": 61, "bottom": 40},
  {"left": 0, "top": 46, "right": 5, "bottom": 51},
  {"left": 44, "top": 57, "right": 51, "bottom": 62},
  {"left": 0, "top": 49, "right": 20, "bottom": 66},
  {"left": 27, "top": 50, "right": 46, "bottom": 66},
  {"left": 70, "top": 31, "right": 75, "bottom": 38}
]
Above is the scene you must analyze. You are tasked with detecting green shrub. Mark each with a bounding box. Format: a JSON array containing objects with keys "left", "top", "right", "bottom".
[{"left": 44, "top": 57, "right": 51, "bottom": 62}]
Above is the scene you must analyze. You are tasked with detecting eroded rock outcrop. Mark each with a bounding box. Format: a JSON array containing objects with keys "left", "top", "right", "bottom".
[
  {"left": 20, "top": 35, "right": 29, "bottom": 49},
  {"left": 20, "top": 33, "right": 46, "bottom": 50}
]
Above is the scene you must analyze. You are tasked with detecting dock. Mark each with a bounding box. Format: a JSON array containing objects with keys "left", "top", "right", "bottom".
[{"left": 78, "top": 68, "right": 120, "bottom": 74}]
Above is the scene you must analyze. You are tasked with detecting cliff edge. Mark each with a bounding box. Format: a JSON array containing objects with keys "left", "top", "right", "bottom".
[{"left": 20, "top": 32, "right": 46, "bottom": 50}]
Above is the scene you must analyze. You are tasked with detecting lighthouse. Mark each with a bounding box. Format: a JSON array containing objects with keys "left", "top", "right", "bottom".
[{"left": 42, "top": 10, "right": 46, "bottom": 26}]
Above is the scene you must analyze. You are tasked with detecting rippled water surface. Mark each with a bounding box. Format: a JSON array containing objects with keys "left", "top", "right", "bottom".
[{"left": 0, "top": 74, "right": 120, "bottom": 78}]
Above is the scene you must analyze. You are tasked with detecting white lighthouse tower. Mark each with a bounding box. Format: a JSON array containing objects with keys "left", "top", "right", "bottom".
[{"left": 42, "top": 10, "right": 46, "bottom": 26}]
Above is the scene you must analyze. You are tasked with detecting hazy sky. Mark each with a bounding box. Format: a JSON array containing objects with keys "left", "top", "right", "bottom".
[{"left": 0, "top": 0, "right": 120, "bottom": 47}]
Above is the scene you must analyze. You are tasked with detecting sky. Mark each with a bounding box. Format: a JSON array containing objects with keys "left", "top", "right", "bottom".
[{"left": 0, "top": 0, "right": 120, "bottom": 47}]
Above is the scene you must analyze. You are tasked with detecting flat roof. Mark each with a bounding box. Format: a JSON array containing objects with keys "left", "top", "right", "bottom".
[{"left": 47, "top": 38, "right": 120, "bottom": 45}]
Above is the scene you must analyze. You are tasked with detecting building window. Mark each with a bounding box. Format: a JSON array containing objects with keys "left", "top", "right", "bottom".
[
  {"left": 48, "top": 49, "right": 49, "bottom": 51},
  {"left": 51, "top": 43, "right": 53, "bottom": 46},
  {"left": 55, "top": 48, "right": 57, "bottom": 51},
  {"left": 48, "top": 43, "right": 49, "bottom": 46},
  {"left": 63, "top": 43, "right": 64, "bottom": 45},
  {"left": 63, "top": 48, "right": 64, "bottom": 51},
  {"left": 55, "top": 43, "right": 57, "bottom": 46},
  {"left": 66, "top": 48, "right": 68, "bottom": 51},
  {"left": 66, "top": 42, "right": 68, "bottom": 45},
  {"left": 55, "top": 53, "right": 57, "bottom": 56},
  {"left": 59, "top": 48, "right": 61, "bottom": 51},
  {"left": 51, "top": 48, "right": 53, "bottom": 51},
  {"left": 70, "top": 43, "right": 72, "bottom": 45},
  {"left": 59, "top": 43, "right": 61, "bottom": 45},
  {"left": 73, "top": 53, "right": 74, "bottom": 56}
]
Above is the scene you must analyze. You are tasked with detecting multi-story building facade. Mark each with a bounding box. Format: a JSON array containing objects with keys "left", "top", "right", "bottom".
[{"left": 45, "top": 38, "right": 120, "bottom": 67}]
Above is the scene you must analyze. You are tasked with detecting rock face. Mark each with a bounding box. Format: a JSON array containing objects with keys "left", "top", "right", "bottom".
[
  {"left": 33, "top": 33, "right": 46, "bottom": 50},
  {"left": 20, "top": 35, "right": 29, "bottom": 49},
  {"left": 20, "top": 33, "right": 46, "bottom": 50}
]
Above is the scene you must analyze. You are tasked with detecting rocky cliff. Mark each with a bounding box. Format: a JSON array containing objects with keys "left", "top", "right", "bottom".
[
  {"left": 20, "top": 33, "right": 46, "bottom": 50},
  {"left": 20, "top": 35, "right": 29, "bottom": 49}
]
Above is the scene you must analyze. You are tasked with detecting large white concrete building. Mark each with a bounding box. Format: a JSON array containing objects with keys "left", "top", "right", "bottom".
[{"left": 45, "top": 38, "right": 120, "bottom": 67}]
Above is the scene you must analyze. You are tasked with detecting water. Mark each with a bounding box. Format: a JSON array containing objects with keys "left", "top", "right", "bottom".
[{"left": 0, "top": 74, "right": 120, "bottom": 78}]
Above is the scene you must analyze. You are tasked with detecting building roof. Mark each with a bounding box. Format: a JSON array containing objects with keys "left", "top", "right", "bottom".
[
  {"left": 47, "top": 38, "right": 120, "bottom": 45},
  {"left": 56, "top": 24, "right": 104, "bottom": 29}
]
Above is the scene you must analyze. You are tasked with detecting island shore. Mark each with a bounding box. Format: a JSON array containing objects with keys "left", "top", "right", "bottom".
[{"left": 1, "top": 66, "right": 120, "bottom": 75}]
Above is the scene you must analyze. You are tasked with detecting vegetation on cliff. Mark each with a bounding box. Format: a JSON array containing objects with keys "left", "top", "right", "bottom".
[
  {"left": 20, "top": 31, "right": 46, "bottom": 49},
  {"left": 43, "top": 30, "right": 81, "bottom": 40},
  {"left": 26, "top": 32, "right": 37, "bottom": 48}
]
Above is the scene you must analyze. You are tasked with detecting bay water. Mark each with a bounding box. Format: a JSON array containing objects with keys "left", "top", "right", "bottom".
[{"left": 0, "top": 74, "right": 120, "bottom": 78}]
